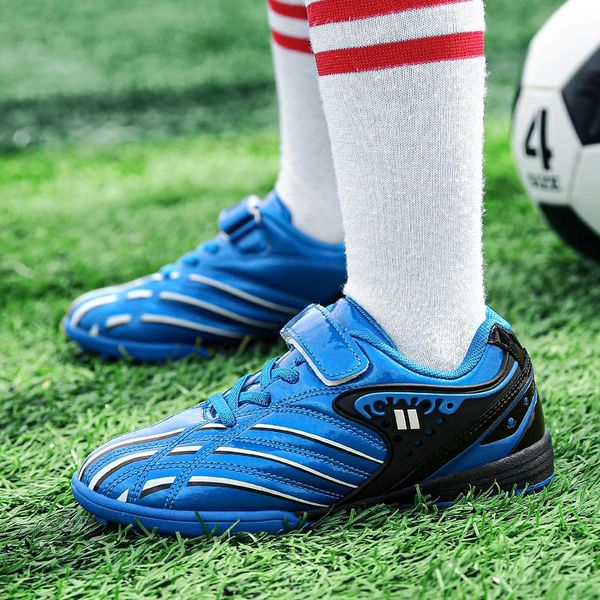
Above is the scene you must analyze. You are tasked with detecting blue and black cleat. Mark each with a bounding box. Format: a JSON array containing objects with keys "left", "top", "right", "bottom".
[
  {"left": 72, "top": 298, "right": 554, "bottom": 536},
  {"left": 63, "top": 192, "right": 346, "bottom": 361}
]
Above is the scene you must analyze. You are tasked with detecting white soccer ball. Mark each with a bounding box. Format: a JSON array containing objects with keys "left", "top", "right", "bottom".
[{"left": 512, "top": 0, "right": 600, "bottom": 261}]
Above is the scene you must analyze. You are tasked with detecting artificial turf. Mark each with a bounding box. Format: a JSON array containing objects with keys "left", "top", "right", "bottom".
[{"left": 1, "top": 0, "right": 599, "bottom": 598}]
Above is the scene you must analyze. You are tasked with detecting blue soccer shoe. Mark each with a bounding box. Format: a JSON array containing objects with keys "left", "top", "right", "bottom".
[
  {"left": 63, "top": 192, "right": 346, "bottom": 361},
  {"left": 72, "top": 298, "right": 554, "bottom": 536}
]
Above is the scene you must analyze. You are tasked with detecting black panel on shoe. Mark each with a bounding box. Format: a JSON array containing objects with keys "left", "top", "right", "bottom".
[
  {"left": 482, "top": 381, "right": 537, "bottom": 445},
  {"left": 301, "top": 326, "right": 554, "bottom": 520},
  {"left": 511, "top": 392, "right": 547, "bottom": 455}
]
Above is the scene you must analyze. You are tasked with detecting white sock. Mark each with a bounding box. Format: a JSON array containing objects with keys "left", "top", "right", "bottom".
[
  {"left": 306, "top": 0, "right": 487, "bottom": 371},
  {"left": 268, "top": 0, "right": 343, "bottom": 243}
]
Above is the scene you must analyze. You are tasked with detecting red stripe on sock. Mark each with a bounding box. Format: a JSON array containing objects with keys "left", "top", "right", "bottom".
[
  {"left": 268, "top": 0, "right": 308, "bottom": 20},
  {"left": 307, "top": 0, "right": 472, "bottom": 26},
  {"left": 272, "top": 30, "right": 313, "bottom": 54},
  {"left": 315, "top": 31, "right": 484, "bottom": 75}
]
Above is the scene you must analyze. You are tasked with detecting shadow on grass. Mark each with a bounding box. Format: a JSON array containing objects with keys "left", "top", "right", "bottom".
[
  {"left": 486, "top": 235, "right": 600, "bottom": 331},
  {"left": 1, "top": 80, "right": 277, "bottom": 153}
]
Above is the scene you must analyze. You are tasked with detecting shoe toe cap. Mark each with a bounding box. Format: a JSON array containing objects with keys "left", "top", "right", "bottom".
[
  {"left": 67, "top": 294, "right": 126, "bottom": 335},
  {"left": 64, "top": 276, "right": 230, "bottom": 345},
  {"left": 65, "top": 279, "right": 165, "bottom": 342},
  {"left": 77, "top": 407, "right": 209, "bottom": 500}
]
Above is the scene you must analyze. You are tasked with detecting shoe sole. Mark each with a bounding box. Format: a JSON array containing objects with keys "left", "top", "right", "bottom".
[
  {"left": 63, "top": 318, "right": 211, "bottom": 361},
  {"left": 71, "top": 432, "right": 555, "bottom": 536}
]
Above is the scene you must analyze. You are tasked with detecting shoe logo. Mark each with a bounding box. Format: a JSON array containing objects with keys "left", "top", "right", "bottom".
[
  {"left": 354, "top": 392, "right": 464, "bottom": 421},
  {"left": 394, "top": 408, "right": 420, "bottom": 430},
  {"left": 352, "top": 384, "right": 500, "bottom": 421}
]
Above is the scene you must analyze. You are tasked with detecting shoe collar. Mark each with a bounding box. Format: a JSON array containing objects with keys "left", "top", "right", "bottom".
[{"left": 280, "top": 298, "right": 513, "bottom": 386}]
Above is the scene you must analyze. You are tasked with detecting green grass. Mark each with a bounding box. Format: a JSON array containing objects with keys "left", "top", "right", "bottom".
[
  {"left": 2, "top": 127, "right": 600, "bottom": 600},
  {"left": 1, "top": 0, "right": 563, "bottom": 150},
  {"left": 2, "top": 0, "right": 600, "bottom": 598}
]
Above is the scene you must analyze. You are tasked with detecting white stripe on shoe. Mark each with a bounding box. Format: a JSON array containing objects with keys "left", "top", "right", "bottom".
[
  {"left": 88, "top": 450, "right": 157, "bottom": 492},
  {"left": 70, "top": 294, "right": 119, "bottom": 327},
  {"left": 68, "top": 279, "right": 143, "bottom": 312},
  {"left": 251, "top": 424, "right": 384, "bottom": 464},
  {"left": 187, "top": 274, "right": 299, "bottom": 315},
  {"left": 215, "top": 446, "right": 358, "bottom": 488},
  {"left": 126, "top": 289, "right": 153, "bottom": 300},
  {"left": 158, "top": 291, "right": 279, "bottom": 330},
  {"left": 79, "top": 428, "right": 185, "bottom": 480},
  {"left": 167, "top": 445, "right": 203, "bottom": 456},
  {"left": 140, "top": 314, "right": 245, "bottom": 339},
  {"left": 140, "top": 476, "right": 177, "bottom": 498},
  {"left": 105, "top": 314, "right": 133, "bottom": 329},
  {"left": 187, "top": 475, "right": 329, "bottom": 508}
]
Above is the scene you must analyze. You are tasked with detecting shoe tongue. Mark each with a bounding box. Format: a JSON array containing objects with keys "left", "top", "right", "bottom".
[
  {"left": 328, "top": 297, "right": 397, "bottom": 349},
  {"left": 260, "top": 191, "right": 293, "bottom": 223},
  {"left": 222, "top": 192, "right": 291, "bottom": 254},
  {"left": 279, "top": 297, "right": 394, "bottom": 366},
  {"left": 276, "top": 298, "right": 395, "bottom": 385},
  {"left": 228, "top": 192, "right": 291, "bottom": 254}
]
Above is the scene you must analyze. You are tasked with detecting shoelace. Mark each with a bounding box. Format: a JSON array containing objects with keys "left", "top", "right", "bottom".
[
  {"left": 208, "top": 355, "right": 302, "bottom": 427},
  {"left": 160, "top": 240, "right": 219, "bottom": 278},
  {"left": 159, "top": 196, "right": 263, "bottom": 279},
  {"left": 206, "top": 330, "right": 396, "bottom": 427}
]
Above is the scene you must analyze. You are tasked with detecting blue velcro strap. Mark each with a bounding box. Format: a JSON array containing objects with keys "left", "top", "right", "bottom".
[
  {"left": 218, "top": 197, "right": 258, "bottom": 236},
  {"left": 281, "top": 304, "right": 369, "bottom": 387}
]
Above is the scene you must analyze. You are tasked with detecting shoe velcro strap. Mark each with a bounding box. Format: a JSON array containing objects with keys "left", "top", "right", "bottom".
[
  {"left": 218, "top": 197, "right": 260, "bottom": 237},
  {"left": 281, "top": 304, "right": 369, "bottom": 387}
]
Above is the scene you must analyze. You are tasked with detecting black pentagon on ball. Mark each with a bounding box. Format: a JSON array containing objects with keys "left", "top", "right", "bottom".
[
  {"left": 562, "top": 47, "right": 600, "bottom": 146},
  {"left": 540, "top": 203, "right": 600, "bottom": 262}
]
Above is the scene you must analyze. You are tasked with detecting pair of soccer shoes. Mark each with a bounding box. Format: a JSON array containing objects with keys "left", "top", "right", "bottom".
[
  {"left": 71, "top": 298, "right": 554, "bottom": 535},
  {"left": 67, "top": 193, "right": 554, "bottom": 536}
]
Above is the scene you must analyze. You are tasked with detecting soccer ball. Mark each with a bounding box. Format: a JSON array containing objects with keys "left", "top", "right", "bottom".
[{"left": 512, "top": 0, "right": 600, "bottom": 261}]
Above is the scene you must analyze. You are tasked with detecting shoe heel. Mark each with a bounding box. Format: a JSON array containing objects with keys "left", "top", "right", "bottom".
[{"left": 421, "top": 430, "right": 554, "bottom": 501}]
